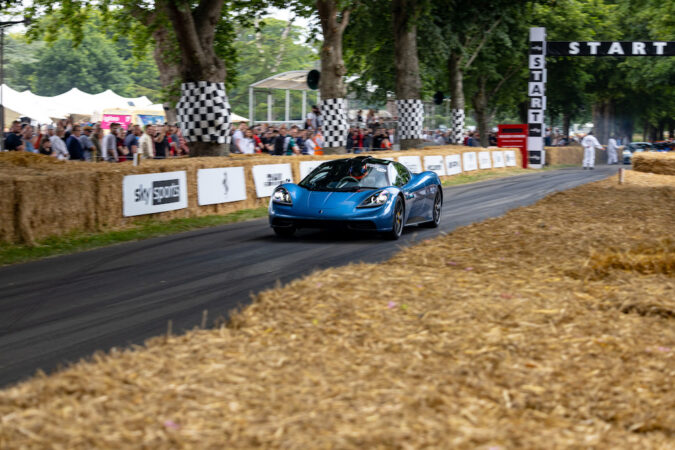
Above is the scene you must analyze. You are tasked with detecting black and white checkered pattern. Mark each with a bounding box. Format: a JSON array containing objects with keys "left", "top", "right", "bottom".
[
  {"left": 396, "top": 99, "right": 424, "bottom": 140},
  {"left": 451, "top": 108, "right": 465, "bottom": 144},
  {"left": 176, "top": 81, "right": 231, "bottom": 144},
  {"left": 320, "top": 98, "right": 349, "bottom": 148}
]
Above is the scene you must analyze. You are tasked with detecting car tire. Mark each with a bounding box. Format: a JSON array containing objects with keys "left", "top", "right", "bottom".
[
  {"left": 420, "top": 189, "right": 442, "bottom": 228},
  {"left": 273, "top": 226, "right": 296, "bottom": 237},
  {"left": 384, "top": 197, "right": 404, "bottom": 240}
]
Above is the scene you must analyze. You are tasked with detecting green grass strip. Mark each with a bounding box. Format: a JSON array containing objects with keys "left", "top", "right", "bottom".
[{"left": 0, "top": 207, "right": 269, "bottom": 267}]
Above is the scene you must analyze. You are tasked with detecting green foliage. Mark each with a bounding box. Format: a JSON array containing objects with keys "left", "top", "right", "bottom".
[{"left": 227, "top": 18, "right": 319, "bottom": 119}]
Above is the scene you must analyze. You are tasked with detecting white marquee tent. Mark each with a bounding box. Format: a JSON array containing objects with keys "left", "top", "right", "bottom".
[{"left": 0, "top": 84, "right": 153, "bottom": 125}]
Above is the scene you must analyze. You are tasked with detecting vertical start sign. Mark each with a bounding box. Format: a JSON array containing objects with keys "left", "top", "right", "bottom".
[{"left": 528, "top": 27, "right": 546, "bottom": 168}]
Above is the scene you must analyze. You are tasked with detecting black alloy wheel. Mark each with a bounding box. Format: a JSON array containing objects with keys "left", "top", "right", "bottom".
[
  {"left": 421, "top": 189, "right": 442, "bottom": 228},
  {"left": 385, "top": 198, "right": 404, "bottom": 240}
]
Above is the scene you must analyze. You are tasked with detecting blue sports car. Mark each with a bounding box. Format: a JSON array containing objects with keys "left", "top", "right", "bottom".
[{"left": 269, "top": 156, "right": 443, "bottom": 239}]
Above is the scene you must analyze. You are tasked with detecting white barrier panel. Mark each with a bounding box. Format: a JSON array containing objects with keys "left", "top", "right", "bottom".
[
  {"left": 398, "top": 155, "right": 423, "bottom": 173},
  {"left": 123, "top": 171, "right": 188, "bottom": 217},
  {"left": 478, "top": 151, "right": 492, "bottom": 169},
  {"left": 445, "top": 154, "right": 462, "bottom": 175},
  {"left": 300, "top": 160, "right": 332, "bottom": 180},
  {"left": 463, "top": 152, "right": 478, "bottom": 171},
  {"left": 492, "top": 150, "right": 505, "bottom": 168},
  {"left": 252, "top": 164, "right": 293, "bottom": 198},
  {"left": 197, "top": 167, "right": 247, "bottom": 206},
  {"left": 505, "top": 150, "right": 517, "bottom": 167},
  {"left": 423, "top": 155, "right": 446, "bottom": 176}
]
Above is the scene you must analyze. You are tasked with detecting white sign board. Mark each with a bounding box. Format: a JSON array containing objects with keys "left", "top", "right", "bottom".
[
  {"left": 423, "top": 155, "right": 446, "bottom": 176},
  {"left": 478, "top": 151, "right": 492, "bottom": 169},
  {"left": 505, "top": 150, "right": 517, "bottom": 167},
  {"left": 445, "top": 154, "right": 462, "bottom": 175},
  {"left": 123, "top": 171, "right": 188, "bottom": 217},
  {"left": 197, "top": 167, "right": 247, "bottom": 206},
  {"left": 492, "top": 151, "right": 505, "bottom": 168},
  {"left": 398, "top": 156, "right": 422, "bottom": 174},
  {"left": 252, "top": 164, "right": 293, "bottom": 198},
  {"left": 463, "top": 152, "right": 478, "bottom": 171},
  {"left": 300, "top": 160, "right": 331, "bottom": 180}
]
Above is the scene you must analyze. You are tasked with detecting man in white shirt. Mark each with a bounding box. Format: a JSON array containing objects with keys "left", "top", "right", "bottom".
[
  {"left": 49, "top": 127, "right": 69, "bottom": 160},
  {"left": 306, "top": 105, "right": 320, "bottom": 130},
  {"left": 139, "top": 124, "right": 155, "bottom": 159},
  {"left": 231, "top": 122, "right": 246, "bottom": 153},
  {"left": 581, "top": 131, "right": 603, "bottom": 170},
  {"left": 606, "top": 135, "right": 619, "bottom": 164}
]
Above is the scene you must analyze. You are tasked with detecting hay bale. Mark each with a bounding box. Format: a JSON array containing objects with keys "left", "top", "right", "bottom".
[
  {"left": 0, "top": 169, "right": 673, "bottom": 448},
  {"left": 633, "top": 152, "right": 675, "bottom": 175}
]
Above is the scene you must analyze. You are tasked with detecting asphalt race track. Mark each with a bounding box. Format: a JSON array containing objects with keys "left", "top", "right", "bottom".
[{"left": 0, "top": 166, "right": 619, "bottom": 387}]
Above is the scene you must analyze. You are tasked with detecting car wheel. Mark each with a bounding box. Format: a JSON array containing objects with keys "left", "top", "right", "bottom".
[
  {"left": 273, "top": 226, "right": 296, "bottom": 237},
  {"left": 384, "top": 197, "right": 404, "bottom": 240},
  {"left": 420, "top": 189, "right": 442, "bottom": 228}
]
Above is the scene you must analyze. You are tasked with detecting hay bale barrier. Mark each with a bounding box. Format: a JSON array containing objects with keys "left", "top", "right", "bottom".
[
  {"left": 0, "top": 148, "right": 521, "bottom": 245},
  {"left": 1, "top": 170, "right": 673, "bottom": 448},
  {"left": 633, "top": 152, "right": 675, "bottom": 176}
]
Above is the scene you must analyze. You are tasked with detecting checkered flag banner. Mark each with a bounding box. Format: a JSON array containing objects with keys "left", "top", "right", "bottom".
[
  {"left": 451, "top": 108, "right": 465, "bottom": 144},
  {"left": 176, "top": 81, "right": 231, "bottom": 144},
  {"left": 320, "top": 98, "right": 349, "bottom": 148},
  {"left": 396, "top": 99, "right": 424, "bottom": 140}
]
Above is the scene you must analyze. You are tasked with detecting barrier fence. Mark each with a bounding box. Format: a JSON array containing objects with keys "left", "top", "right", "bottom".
[{"left": 0, "top": 146, "right": 522, "bottom": 245}]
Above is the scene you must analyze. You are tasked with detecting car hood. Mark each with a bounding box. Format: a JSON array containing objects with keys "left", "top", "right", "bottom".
[{"left": 290, "top": 187, "right": 378, "bottom": 210}]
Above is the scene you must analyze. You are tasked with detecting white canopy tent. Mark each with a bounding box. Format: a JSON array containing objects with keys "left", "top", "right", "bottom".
[{"left": 0, "top": 84, "right": 153, "bottom": 126}]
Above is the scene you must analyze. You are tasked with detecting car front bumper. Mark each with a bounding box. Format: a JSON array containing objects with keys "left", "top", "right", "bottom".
[{"left": 269, "top": 201, "right": 396, "bottom": 231}]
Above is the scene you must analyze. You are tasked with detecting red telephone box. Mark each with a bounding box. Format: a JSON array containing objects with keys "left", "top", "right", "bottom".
[{"left": 497, "top": 124, "right": 528, "bottom": 168}]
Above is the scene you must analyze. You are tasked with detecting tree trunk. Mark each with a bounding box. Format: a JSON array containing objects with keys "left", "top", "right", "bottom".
[
  {"left": 151, "top": 26, "right": 181, "bottom": 124},
  {"left": 471, "top": 77, "right": 489, "bottom": 147},
  {"left": 448, "top": 52, "right": 465, "bottom": 144},
  {"left": 393, "top": 0, "right": 424, "bottom": 150},
  {"left": 163, "top": 0, "right": 230, "bottom": 157},
  {"left": 316, "top": 0, "right": 350, "bottom": 154},
  {"left": 562, "top": 113, "right": 570, "bottom": 142}
]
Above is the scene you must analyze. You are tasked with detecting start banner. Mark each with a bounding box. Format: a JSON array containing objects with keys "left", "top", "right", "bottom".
[{"left": 123, "top": 171, "right": 188, "bottom": 217}]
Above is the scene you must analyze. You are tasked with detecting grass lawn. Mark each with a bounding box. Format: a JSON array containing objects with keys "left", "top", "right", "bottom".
[{"left": 0, "top": 207, "right": 269, "bottom": 267}]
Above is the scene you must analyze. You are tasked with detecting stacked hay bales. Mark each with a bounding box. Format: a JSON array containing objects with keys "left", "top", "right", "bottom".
[
  {"left": 632, "top": 152, "right": 675, "bottom": 175},
  {"left": 0, "top": 170, "right": 672, "bottom": 448},
  {"left": 0, "top": 147, "right": 522, "bottom": 244},
  {"left": 545, "top": 145, "right": 619, "bottom": 166}
]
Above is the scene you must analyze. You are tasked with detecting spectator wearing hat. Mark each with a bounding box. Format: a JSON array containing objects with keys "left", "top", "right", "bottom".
[{"left": 79, "top": 126, "right": 96, "bottom": 161}]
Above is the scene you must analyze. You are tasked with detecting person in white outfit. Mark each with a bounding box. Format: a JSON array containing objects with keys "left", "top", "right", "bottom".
[
  {"left": 607, "top": 135, "right": 619, "bottom": 164},
  {"left": 581, "top": 131, "right": 603, "bottom": 170}
]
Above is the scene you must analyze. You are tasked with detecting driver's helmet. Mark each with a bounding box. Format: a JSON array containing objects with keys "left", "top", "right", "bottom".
[{"left": 350, "top": 162, "right": 369, "bottom": 180}]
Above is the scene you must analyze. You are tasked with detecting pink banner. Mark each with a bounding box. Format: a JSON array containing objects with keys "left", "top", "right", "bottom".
[{"left": 101, "top": 114, "right": 132, "bottom": 130}]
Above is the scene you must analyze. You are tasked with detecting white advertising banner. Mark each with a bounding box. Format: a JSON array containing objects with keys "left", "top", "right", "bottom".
[
  {"left": 492, "top": 151, "right": 505, "bottom": 168},
  {"left": 398, "top": 155, "right": 422, "bottom": 174},
  {"left": 197, "top": 167, "right": 247, "bottom": 206},
  {"left": 445, "top": 154, "right": 462, "bottom": 175},
  {"left": 505, "top": 150, "right": 517, "bottom": 167},
  {"left": 423, "top": 155, "right": 446, "bottom": 176},
  {"left": 123, "top": 171, "right": 188, "bottom": 217},
  {"left": 478, "top": 151, "right": 492, "bottom": 169},
  {"left": 463, "top": 152, "right": 478, "bottom": 171},
  {"left": 299, "top": 160, "right": 331, "bottom": 180},
  {"left": 252, "top": 164, "right": 293, "bottom": 198}
]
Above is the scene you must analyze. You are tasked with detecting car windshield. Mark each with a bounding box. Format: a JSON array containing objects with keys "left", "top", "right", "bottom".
[{"left": 299, "top": 159, "right": 392, "bottom": 191}]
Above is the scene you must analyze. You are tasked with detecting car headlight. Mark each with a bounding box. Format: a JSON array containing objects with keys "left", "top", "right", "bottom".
[
  {"left": 358, "top": 190, "right": 389, "bottom": 208},
  {"left": 272, "top": 187, "right": 292, "bottom": 205}
]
